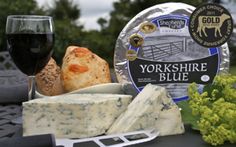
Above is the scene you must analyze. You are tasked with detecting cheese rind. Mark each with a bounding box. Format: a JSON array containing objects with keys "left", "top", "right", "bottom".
[
  {"left": 23, "top": 94, "right": 132, "bottom": 138},
  {"left": 107, "top": 84, "right": 184, "bottom": 136}
]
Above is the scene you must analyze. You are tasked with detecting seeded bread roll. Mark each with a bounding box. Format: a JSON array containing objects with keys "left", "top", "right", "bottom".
[
  {"left": 36, "top": 58, "right": 64, "bottom": 96},
  {"left": 61, "top": 46, "right": 111, "bottom": 92}
]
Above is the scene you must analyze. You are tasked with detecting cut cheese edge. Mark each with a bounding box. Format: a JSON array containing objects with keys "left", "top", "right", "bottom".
[
  {"left": 107, "top": 84, "right": 184, "bottom": 136},
  {"left": 23, "top": 94, "right": 132, "bottom": 138}
]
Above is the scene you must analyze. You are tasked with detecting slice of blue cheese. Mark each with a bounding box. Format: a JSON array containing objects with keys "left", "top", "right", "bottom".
[
  {"left": 107, "top": 84, "right": 184, "bottom": 136},
  {"left": 23, "top": 94, "right": 132, "bottom": 138}
]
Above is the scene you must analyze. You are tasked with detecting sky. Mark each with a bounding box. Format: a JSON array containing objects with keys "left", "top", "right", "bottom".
[{"left": 35, "top": 0, "right": 118, "bottom": 30}]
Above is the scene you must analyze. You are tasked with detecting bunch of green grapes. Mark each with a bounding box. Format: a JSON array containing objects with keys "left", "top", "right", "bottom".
[{"left": 188, "top": 74, "right": 236, "bottom": 146}]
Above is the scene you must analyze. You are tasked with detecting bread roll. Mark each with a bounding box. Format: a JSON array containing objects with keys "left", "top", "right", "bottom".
[
  {"left": 61, "top": 46, "right": 111, "bottom": 92},
  {"left": 36, "top": 58, "right": 64, "bottom": 96}
]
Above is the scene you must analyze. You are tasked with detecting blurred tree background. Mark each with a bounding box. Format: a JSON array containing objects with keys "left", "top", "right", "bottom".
[
  {"left": 0, "top": 0, "right": 44, "bottom": 53},
  {"left": 0, "top": 0, "right": 235, "bottom": 68},
  {"left": 45, "top": 0, "right": 85, "bottom": 64}
]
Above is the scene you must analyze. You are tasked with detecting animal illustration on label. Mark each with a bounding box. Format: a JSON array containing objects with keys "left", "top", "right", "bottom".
[{"left": 196, "top": 13, "right": 230, "bottom": 37}]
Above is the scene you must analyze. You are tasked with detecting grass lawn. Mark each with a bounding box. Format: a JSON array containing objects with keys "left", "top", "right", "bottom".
[{"left": 230, "top": 66, "right": 236, "bottom": 75}]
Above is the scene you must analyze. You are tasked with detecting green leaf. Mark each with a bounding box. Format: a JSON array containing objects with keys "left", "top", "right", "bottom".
[
  {"left": 177, "top": 101, "right": 199, "bottom": 130},
  {"left": 203, "top": 84, "right": 223, "bottom": 99}
]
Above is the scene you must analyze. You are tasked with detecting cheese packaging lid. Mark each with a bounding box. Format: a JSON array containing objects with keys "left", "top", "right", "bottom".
[{"left": 114, "top": 2, "right": 230, "bottom": 102}]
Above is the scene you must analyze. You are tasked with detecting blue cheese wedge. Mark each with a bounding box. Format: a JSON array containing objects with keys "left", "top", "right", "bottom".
[
  {"left": 23, "top": 94, "right": 132, "bottom": 138},
  {"left": 107, "top": 84, "right": 184, "bottom": 136}
]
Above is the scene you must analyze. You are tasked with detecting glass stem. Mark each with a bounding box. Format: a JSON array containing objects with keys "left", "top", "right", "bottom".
[{"left": 28, "top": 76, "right": 36, "bottom": 101}]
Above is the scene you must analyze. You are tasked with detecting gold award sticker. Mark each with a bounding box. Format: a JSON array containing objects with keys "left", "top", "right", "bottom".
[
  {"left": 140, "top": 22, "right": 157, "bottom": 34},
  {"left": 189, "top": 3, "right": 233, "bottom": 48},
  {"left": 129, "top": 34, "right": 144, "bottom": 48},
  {"left": 126, "top": 50, "right": 137, "bottom": 61}
]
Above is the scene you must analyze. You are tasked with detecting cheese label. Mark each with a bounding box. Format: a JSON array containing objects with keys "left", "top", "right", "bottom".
[
  {"left": 127, "top": 15, "right": 220, "bottom": 102},
  {"left": 114, "top": 3, "right": 229, "bottom": 103},
  {"left": 189, "top": 3, "right": 233, "bottom": 48}
]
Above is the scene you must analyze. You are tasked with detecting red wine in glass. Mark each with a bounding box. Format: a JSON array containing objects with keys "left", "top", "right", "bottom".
[
  {"left": 6, "top": 15, "right": 54, "bottom": 100},
  {"left": 7, "top": 33, "right": 54, "bottom": 75}
]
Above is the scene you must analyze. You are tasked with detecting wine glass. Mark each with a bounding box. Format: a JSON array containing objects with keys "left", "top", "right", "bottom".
[{"left": 6, "top": 15, "right": 54, "bottom": 101}]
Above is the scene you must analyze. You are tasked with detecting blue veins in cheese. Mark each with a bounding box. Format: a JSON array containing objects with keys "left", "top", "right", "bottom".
[
  {"left": 107, "top": 84, "right": 185, "bottom": 136},
  {"left": 23, "top": 94, "right": 132, "bottom": 138}
]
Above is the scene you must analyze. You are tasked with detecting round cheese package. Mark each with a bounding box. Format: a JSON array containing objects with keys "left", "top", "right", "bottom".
[{"left": 114, "top": 2, "right": 230, "bottom": 102}]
